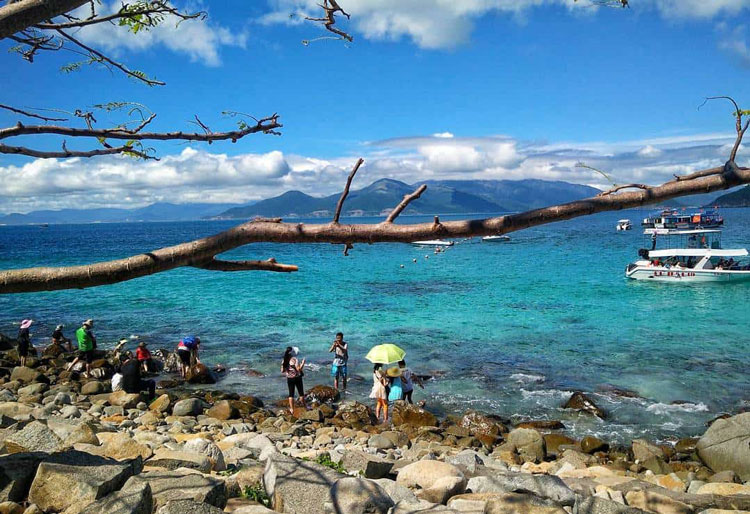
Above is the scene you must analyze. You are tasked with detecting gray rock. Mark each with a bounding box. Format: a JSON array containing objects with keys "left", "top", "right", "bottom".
[
  {"left": 0, "top": 453, "right": 45, "bottom": 502},
  {"left": 10, "top": 367, "right": 44, "bottom": 384},
  {"left": 147, "top": 449, "right": 212, "bottom": 473},
  {"left": 122, "top": 470, "right": 226, "bottom": 511},
  {"left": 467, "top": 472, "right": 576, "bottom": 506},
  {"left": 53, "top": 392, "right": 72, "bottom": 405},
  {"left": 574, "top": 496, "right": 645, "bottom": 514},
  {"left": 4, "top": 421, "right": 64, "bottom": 454},
  {"left": 697, "top": 412, "right": 750, "bottom": 482},
  {"left": 448, "top": 492, "right": 566, "bottom": 513},
  {"left": 79, "top": 481, "right": 152, "bottom": 514},
  {"left": 17, "top": 384, "right": 47, "bottom": 397},
  {"left": 506, "top": 428, "right": 546, "bottom": 463},
  {"left": 446, "top": 450, "right": 486, "bottom": 474},
  {"left": 60, "top": 405, "right": 81, "bottom": 419},
  {"left": 372, "top": 479, "right": 419, "bottom": 504},
  {"left": 369, "top": 434, "right": 396, "bottom": 450},
  {"left": 104, "top": 406, "right": 125, "bottom": 417},
  {"left": 81, "top": 381, "right": 105, "bottom": 395},
  {"left": 28, "top": 451, "right": 140, "bottom": 513},
  {"left": 183, "top": 438, "right": 226, "bottom": 472},
  {"left": 389, "top": 499, "right": 459, "bottom": 513},
  {"left": 632, "top": 439, "right": 664, "bottom": 462},
  {"left": 329, "top": 477, "right": 394, "bottom": 514},
  {"left": 155, "top": 499, "right": 224, "bottom": 514},
  {"left": 172, "top": 398, "right": 203, "bottom": 417},
  {"left": 223, "top": 447, "right": 255, "bottom": 466},
  {"left": 340, "top": 450, "right": 394, "bottom": 479},
  {"left": 47, "top": 417, "right": 99, "bottom": 446},
  {"left": 263, "top": 452, "right": 345, "bottom": 513},
  {"left": 0, "top": 402, "right": 34, "bottom": 421}
]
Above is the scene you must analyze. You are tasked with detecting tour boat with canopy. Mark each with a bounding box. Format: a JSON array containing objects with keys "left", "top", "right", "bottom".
[
  {"left": 616, "top": 219, "right": 632, "bottom": 231},
  {"left": 625, "top": 229, "right": 750, "bottom": 282},
  {"left": 641, "top": 208, "right": 723, "bottom": 230}
]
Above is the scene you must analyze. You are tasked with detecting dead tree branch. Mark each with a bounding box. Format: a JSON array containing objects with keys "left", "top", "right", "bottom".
[
  {"left": 3, "top": 163, "right": 749, "bottom": 293},
  {"left": 194, "top": 258, "right": 298, "bottom": 273},
  {"left": 384, "top": 184, "right": 427, "bottom": 223},
  {"left": 597, "top": 183, "right": 649, "bottom": 196},
  {"left": 700, "top": 96, "right": 749, "bottom": 163},
  {"left": 0, "top": 0, "right": 90, "bottom": 40},
  {"left": 304, "top": 0, "right": 353, "bottom": 43},
  {"left": 0, "top": 142, "right": 157, "bottom": 159},
  {"left": 332, "top": 158, "right": 364, "bottom": 223},
  {"left": 0, "top": 103, "right": 67, "bottom": 122}
]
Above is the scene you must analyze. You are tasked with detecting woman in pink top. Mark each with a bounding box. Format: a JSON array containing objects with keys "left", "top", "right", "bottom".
[{"left": 281, "top": 346, "right": 307, "bottom": 415}]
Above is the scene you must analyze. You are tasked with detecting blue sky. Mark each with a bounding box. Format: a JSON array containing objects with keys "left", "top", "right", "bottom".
[{"left": 1, "top": 0, "right": 749, "bottom": 212}]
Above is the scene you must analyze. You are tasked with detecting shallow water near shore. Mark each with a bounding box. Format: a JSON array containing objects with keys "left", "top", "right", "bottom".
[{"left": 1, "top": 209, "right": 749, "bottom": 443}]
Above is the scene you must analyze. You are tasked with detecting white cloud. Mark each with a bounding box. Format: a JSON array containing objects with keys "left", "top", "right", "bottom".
[
  {"left": 262, "top": 0, "right": 750, "bottom": 49},
  {"left": 717, "top": 24, "right": 750, "bottom": 67},
  {"left": 1, "top": 130, "right": 743, "bottom": 213},
  {"left": 72, "top": 2, "right": 247, "bottom": 66}
]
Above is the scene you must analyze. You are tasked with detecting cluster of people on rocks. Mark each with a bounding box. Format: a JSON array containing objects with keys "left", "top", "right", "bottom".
[{"left": 281, "top": 331, "right": 424, "bottom": 423}]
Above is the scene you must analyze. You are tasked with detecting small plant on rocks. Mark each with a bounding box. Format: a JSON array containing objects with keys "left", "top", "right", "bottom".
[{"left": 242, "top": 484, "right": 271, "bottom": 507}]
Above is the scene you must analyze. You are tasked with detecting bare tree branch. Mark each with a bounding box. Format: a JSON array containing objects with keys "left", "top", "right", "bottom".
[
  {"left": 2, "top": 163, "right": 749, "bottom": 294},
  {"left": 0, "top": 0, "right": 89, "bottom": 40},
  {"left": 0, "top": 103, "right": 67, "bottom": 122},
  {"left": 194, "top": 258, "right": 298, "bottom": 273},
  {"left": 597, "top": 183, "right": 649, "bottom": 196},
  {"left": 384, "top": 184, "right": 427, "bottom": 223},
  {"left": 701, "top": 96, "right": 749, "bottom": 163},
  {"left": 0, "top": 142, "right": 157, "bottom": 159},
  {"left": 669, "top": 168, "right": 725, "bottom": 182},
  {"left": 304, "top": 0, "right": 353, "bottom": 43},
  {"left": 34, "top": 2, "right": 205, "bottom": 30},
  {"left": 332, "top": 158, "right": 364, "bottom": 223}
]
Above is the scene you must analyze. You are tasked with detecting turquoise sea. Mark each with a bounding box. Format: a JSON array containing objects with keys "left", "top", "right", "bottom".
[{"left": 1, "top": 209, "right": 749, "bottom": 443}]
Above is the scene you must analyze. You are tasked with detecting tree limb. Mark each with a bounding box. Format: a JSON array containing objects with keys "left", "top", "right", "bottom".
[
  {"left": 0, "top": 142, "right": 157, "bottom": 159},
  {"left": 304, "top": 0, "right": 353, "bottom": 43},
  {"left": 384, "top": 184, "right": 427, "bottom": 223},
  {"left": 0, "top": 103, "right": 67, "bottom": 122},
  {"left": 194, "top": 258, "right": 298, "bottom": 273},
  {"left": 597, "top": 183, "right": 649, "bottom": 196},
  {"left": 33, "top": 2, "right": 205, "bottom": 30},
  {"left": 1, "top": 163, "right": 749, "bottom": 293},
  {"left": 0, "top": 0, "right": 89, "bottom": 40},
  {"left": 332, "top": 157, "right": 363, "bottom": 223}
]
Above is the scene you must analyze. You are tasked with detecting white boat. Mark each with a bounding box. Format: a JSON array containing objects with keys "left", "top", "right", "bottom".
[
  {"left": 411, "top": 240, "right": 454, "bottom": 247},
  {"left": 625, "top": 229, "right": 750, "bottom": 282},
  {"left": 482, "top": 235, "right": 510, "bottom": 242},
  {"left": 616, "top": 219, "right": 632, "bottom": 231}
]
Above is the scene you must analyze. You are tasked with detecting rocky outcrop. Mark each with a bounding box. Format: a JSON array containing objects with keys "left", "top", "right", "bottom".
[
  {"left": 263, "top": 452, "right": 345, "bottom": 513},
  {"left": 696, "top": 412, "right": 750, "bottom": 481},
  {"left": 562, "top": 392, "right": 606, "bottom": 419},
  {"left": 391, "top": 401, "right": 438, "bottom": 428}
]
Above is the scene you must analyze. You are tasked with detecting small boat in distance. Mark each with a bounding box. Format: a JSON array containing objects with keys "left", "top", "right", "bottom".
[
  {"left": 411, "top": 240, "right": 454, "bottom": 247},
  {"left": 625, "top": 229, "right": 750, "bottom": 282},
  {"left": 482, "top": 235, "right": 511, "bottom": 242},
  {"left": 616, "top": 219, "right": 632, "bottom": 231},
  {"left": 641, "top": 208, "right": 723, "bottom": 230}
]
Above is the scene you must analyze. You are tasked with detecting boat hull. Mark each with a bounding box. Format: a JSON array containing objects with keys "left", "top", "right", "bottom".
[
  {"left": 625, "top": 265, "right": 750, "bottom": 282},
  {"left": 411, "top": 240, "right": 454, "bottom": 247}
]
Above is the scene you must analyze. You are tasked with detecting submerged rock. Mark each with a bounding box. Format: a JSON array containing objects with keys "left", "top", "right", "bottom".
[
  {"left": 562, "top": 392, "right": 606, "bottom": 419},
  {"left": 391, "top": 401, "right": 437, "bottom": 428},
  {"left": 304, "top": 385, "right": 340, "bottom": 404}
]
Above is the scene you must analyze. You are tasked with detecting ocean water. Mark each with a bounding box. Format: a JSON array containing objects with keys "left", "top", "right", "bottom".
[{"left": 1, "top": 209, "right": 749, "bottom": 443}]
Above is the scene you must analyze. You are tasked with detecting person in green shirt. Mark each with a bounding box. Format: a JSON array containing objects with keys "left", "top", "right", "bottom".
[{"left": 67, "top": 319, "right": 96, "bottom": 376}]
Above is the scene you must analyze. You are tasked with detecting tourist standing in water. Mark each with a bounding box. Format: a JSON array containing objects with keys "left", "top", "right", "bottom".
[
  {"left": 282, "top": 346, "right": 307, "bottom": 415},
  {"left": 370, "top": 363, "right": 388, "bottom": 423},
  {"left": 17, "top": 319, "right": 32, "bottom": 367},
  {"left": 329, "top": 332, "right": 348, "bottom": 391},
  {"left": 387, "top": 366, "right": 404, "bottom": 404}
]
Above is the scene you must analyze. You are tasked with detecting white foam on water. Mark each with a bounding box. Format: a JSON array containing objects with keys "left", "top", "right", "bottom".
[
  {"left": 646, "top": 402, "right": 709, "bottom": 414},
  {"left": 520, "top": 388, "right": 573, "bottom": 400},
  {"left": 510, "top": 373, "right": 546, "bottom": 384}
]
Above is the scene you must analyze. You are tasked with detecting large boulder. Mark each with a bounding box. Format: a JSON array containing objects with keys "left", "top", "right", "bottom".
[
  {"left": 0, "top": 403, "right": 33, "bottom": 421},
  {"left": 121, "top": 470, "right": 226, "bottom": 511},
  {"left": 108, "top": 391, "right": 142, "bottom": 409},
  {"left": 98, "top": 432, "right": 153, "bottom": 461},
  {"left": 0, "top": 453, "right": 45, "bottom": 502},
  {"left": 28, "top": 451, "right": 140, "bottom": 513},
  {"left": 4, "top": 421, "right": 64, "bottom": 454},
  {"left": 263, "top": 452, "right": 345, "bottom": 513},
  {"left": 331, "top": 402, "right": 375, "bottom": 429},
  {"left": 505, "top": 428, "right": 546, "bottom": 463},
  {"left": 459, "top": 411, "right": 506, "bottom": 443},
  {"left": 10, "top": 367, "right": 46, "bottom": 384},
  {"left": 186, "top": 364, "right": 216, "bottom": 384},
  {"left": 150, "top": 394, "right": 171, "bottom": 413},
  {"left": 467, "top": 473, "right": 575, "bottom": 506},
  {"left": 329, "top": 477, "right": 394, "bottom": 514},
  {"left": 391, "top": 401, "right": 437, "bottom": 428},
  {"left": 147, "top": 449, "right": 212, "bottom": 473},
  {"left": 623, "top": 490, "right": 693, "bottom": 514},
  {"left": 632, "top": 439, "right": 664, "bottom": 462},
  {"left": 155, "top": 499, "right": 224, "bottom": 514},
  {"left": 78, "top": 481, "right": 152, "bottom": 514},
  {"left": 696, "top": 412, "right": 750, "bottom": 481},
  {"left": 47, "top": 417, "right": 99, "bottom": 446},
  {"left": 183, "top": 438, "right": 226, "bottom": 472},
  {"left": 205, "top": 400, "right": 238, "bottom": 421},
  {"left": 396, "top": 460, "right": 466, "bottom": 504},
  {"left": 448, "top": 492, "right": 567, "bottom": 514},
  {"left": 172, "top": 398, "right": 204, "bottom": 417},
  {"left": 562, "top": 392, "right": 605, "bottom": 419},
  {"left": 340, "top": 450, "right": 394, "bottom": 479},
  {"left": 305, "top": 385, "right": 340, "bottom": 404}
]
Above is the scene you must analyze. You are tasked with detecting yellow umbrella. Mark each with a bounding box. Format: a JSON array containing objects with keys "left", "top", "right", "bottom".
[{"left": 365, "top": 343, "right": 406, "bottom": 364}]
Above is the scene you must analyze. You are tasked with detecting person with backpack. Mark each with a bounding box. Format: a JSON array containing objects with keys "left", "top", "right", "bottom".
[{"left": 176, "top": 336, "right": 200, "bottom": 378}]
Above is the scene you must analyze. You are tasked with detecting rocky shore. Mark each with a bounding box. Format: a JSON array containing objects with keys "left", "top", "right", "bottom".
[{"left": 0, "top": 337, "right": 749, "bottom": 514}]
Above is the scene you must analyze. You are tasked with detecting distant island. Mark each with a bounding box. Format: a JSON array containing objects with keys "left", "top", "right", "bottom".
[
  {"left": 212, "top": 178, "right": 601, "bottom": 219},
  {"left": 708, "top": 185, "right": 750, "bottom": 208}
]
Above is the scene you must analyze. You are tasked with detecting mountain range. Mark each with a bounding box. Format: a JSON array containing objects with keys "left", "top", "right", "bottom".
[
  {"left": 214, "top": 178, "right": 602, "bottom": 219},
  {"left": 0, "top": 202, "right": 241, "bottom": 225},
  {"left": 708, "top": 186, "right": 750, "bottom": 207}
]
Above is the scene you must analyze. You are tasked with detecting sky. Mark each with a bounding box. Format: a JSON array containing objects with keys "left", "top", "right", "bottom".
[{"left": 1, "top": 0, "right": 749, "bottom": 212}]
